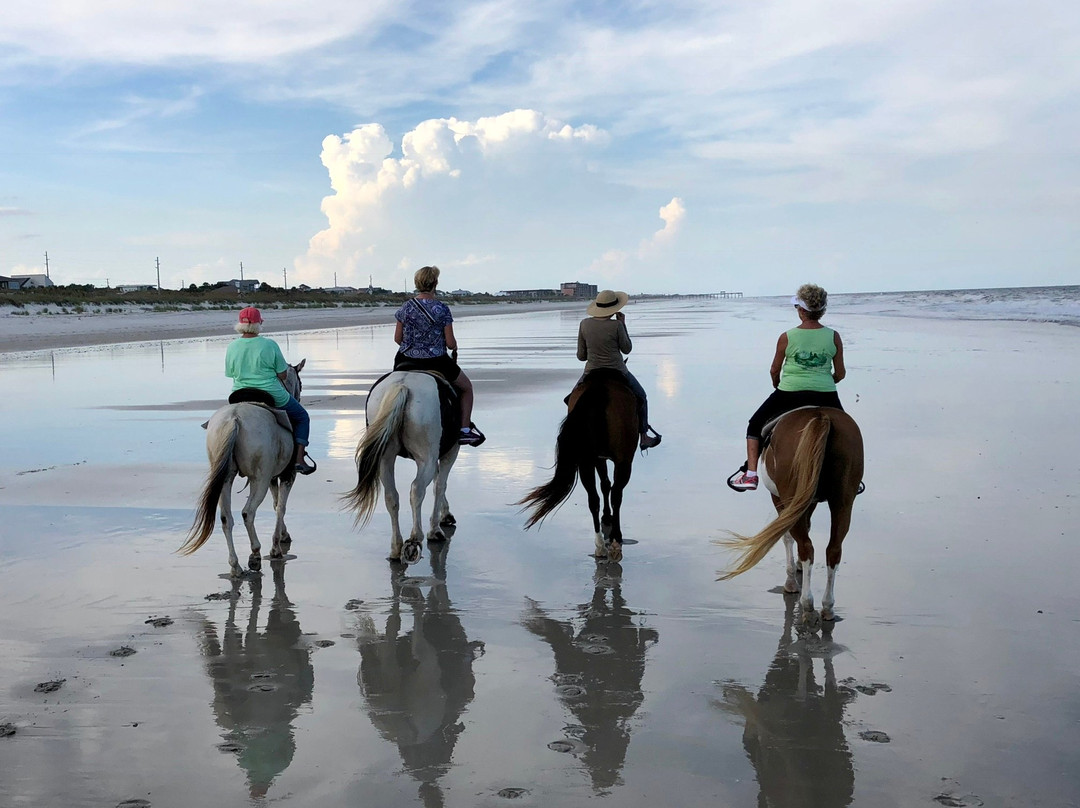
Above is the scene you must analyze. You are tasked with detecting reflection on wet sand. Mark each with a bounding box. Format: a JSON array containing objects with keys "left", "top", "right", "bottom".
[
  {"left": 522, "top": 565, "right": 659, "bottom": 794},
  {"left": 716, "top": 594, "right": 857, "bottom": 808},
  {"left": 354, "top": 538, "right": 485, "bottom": 808},
  {"left": 197, "top": 561, "right": 314, "bottom": 800}
]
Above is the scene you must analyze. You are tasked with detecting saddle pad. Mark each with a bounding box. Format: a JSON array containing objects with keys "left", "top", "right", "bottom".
[
  {"left": 760, "top": 405, "right": 823, "bottom": 448},
  {"left": 200, "top": 402, "right": 292, "bottom": 433},
  {"left": 368, "top": 370, "right": 460, "bottom": 459}
]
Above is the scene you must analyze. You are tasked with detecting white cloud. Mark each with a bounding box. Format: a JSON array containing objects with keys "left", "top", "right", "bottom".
[
  {"left": 588, "top": 197, "right": 687, "bottom": 281},
  {"left": 297, "top": 110, "right": 610, "bottom": 287}
]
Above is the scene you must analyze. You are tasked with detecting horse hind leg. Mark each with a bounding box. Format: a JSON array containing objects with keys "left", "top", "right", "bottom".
[
  {"left": 269, "top": 476, "right": 294, "bottom": 560},
  {"left": 428, "top": 450, "right": 458, "bottom": 541},
  {"left": 219, "top": 471, "right": 243, "bottom": 577},
  {"left": 821, "top": 499, "right": 853, "bottom": 621},
  {"left": 595, "top": 460, "right": 613, "bottom": 538},
  {"left": 578, "top": 462, "right": 605, "bottom": 558},
  {"left": 241, "top": 475, "right": 273, "bottom": 573},
  {"left": 381, "top": 454, "right": 404, "bottom": 562},
  {"left": 605, "top": 461, "right": 632, "bottom": 563}
]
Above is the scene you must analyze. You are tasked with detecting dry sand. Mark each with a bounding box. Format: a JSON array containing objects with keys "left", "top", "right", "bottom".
[
  {"left": 1, "top": 299, "right": 1078, "bottom": 807},
  {"left": 0, "top": 299, "right": 583, "bottom": 354}
]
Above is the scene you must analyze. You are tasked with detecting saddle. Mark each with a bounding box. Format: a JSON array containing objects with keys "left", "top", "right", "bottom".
[
  {"left": 759, "top": 405, "right": 820, "bottom": 451},
  {"left": 369, "top": 370, "right": 462, "bottom": 459},
  {"left": 199, "top": 388, "right": 293, "bottom": 433}
]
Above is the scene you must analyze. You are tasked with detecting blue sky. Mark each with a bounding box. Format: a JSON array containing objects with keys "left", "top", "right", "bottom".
[{"left": 1, "top": 0, "right": 1077, "bottom": 295}]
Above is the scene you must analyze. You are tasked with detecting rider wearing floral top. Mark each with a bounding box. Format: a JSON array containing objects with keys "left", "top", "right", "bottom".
[
  {"left": 729, "top": 283, "right": 846, "bottom": 491},
  {"left": 393, "top": 266, "right": 483, "bottom": 446}
]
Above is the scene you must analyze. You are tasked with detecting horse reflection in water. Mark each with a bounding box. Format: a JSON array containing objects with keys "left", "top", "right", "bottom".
[
  {"left": 522, "top": 566, "right": 659, "bottom": 794},
  {"left": 354, "top": 536, "right": 485, "bottom": 808},
  {"left": 715, "top": 594, "right": 861, "bottom": 808},
  {"left": 197, "top": 560, "right": 314, "bottom": 800}
]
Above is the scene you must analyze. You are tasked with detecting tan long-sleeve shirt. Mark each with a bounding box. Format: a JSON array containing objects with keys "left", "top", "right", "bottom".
[{"left": 577, "top": 317, "right": 632, "bottom": 372}]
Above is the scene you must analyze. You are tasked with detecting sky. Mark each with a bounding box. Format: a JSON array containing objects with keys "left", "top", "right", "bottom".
[{"left": 1, "top": 1, "right": 1077, "bottom": 296}]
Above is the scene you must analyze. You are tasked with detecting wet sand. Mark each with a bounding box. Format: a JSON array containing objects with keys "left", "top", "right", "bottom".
[{"left": 1, "top": 300, "right": 1078, "bottom": 807}]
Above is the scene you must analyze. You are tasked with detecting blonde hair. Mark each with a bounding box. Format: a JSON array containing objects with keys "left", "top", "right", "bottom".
[
  {"left": 234, "top": 321, "right": 262, "bottom": 335},
  {"left": 796, "top": 283, "right": 828, "bottom": 320},
  {"left": 414, "top": 266, "right": 440, "bottom": 293}
]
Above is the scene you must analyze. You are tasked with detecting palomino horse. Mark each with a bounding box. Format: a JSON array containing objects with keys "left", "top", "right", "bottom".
[
  {"left": 718, "top": 407, "right": 863, "bottom": 624},
  {"left": 519, "top": 368, "right": 639, "bottom": 562},
  {"left": 180, "top": 360, "right": 306, "bottom": 577},
  {"left": 342, "top": 371, "right": 459, "bottom": 565}
]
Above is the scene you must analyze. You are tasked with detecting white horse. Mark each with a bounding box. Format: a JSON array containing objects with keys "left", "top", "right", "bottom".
[
  {"left": 180, "top": 360, "right": 306, "bottom": 577},
  {"left": 343, "top": 371, "right": 459, "bottom": 565}
]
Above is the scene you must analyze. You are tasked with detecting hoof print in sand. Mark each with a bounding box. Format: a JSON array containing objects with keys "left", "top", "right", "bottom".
[
  {"left": 497, "top": 787, "right": 530, "bottom": 799},
  {"left": 0, "top": 723, "right": 16, "bottom": 737},
  {"left": 144, "top": 617, "right": 173, "bottom": 628},
  {"left": 858, "top": 729, "right": 890, "bottom": 743},
  {"left": 110, "top": 646, "right": 136, "bottom": 658},
  {"left": 344, "top": 599, "right": 364, "bottom": 610},
  {"left": 204, "top": 592, "right": 232, "bottom": 601},
  {"left": 313, "top": 639, "right": 335, "bottom": 648},
  {"left": 34, "top": 679, "right": 65, "bottom": 694}
]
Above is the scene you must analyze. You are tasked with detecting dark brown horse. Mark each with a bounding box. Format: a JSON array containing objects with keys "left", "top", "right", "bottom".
[
  {"left": 718, "top": 407, "right": 863, "bottom": 624},
  {"left": 519, "top": 369, "right": 639, "bottom": 561}
]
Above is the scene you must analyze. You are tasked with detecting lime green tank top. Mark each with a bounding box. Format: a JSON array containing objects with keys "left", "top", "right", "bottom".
[{"left": 778, "top": 327, "right": 837, "bottom": 392}]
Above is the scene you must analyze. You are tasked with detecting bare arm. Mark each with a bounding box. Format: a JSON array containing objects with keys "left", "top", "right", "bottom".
[
  {"left": 770, "top": 333, "right": 787, "bottom": 388},
  {"left": 832, "top": 331, "right": 846, "bottom": 383},
  {"left": 444, "top": 324, "right": 458, "bottom": 353},
  {"left": 394, "top": 321, "right": 403, "bottom": 345}
]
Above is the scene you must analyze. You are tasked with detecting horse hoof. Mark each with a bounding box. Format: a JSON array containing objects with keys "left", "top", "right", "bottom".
[
  {"left": 784, "top": 580, "right": 800, "bottom": 594},
  {"left": 248, "top": 554, "right": 262, "bottom": 572},
  {"left": 441, "top": 513, "right": 456, "bottom": 526},
  {"left": 607, "top": 542, "right": 623, "bottom": 563},
  {"left": 269, "top": 548, "right": 284, "bottom": 560},
  {"left": 402, "top": 541, "right": 423, "bottom": 565},
  {"left": 428, "top": 528, "right": 445, "bottom": 542}
]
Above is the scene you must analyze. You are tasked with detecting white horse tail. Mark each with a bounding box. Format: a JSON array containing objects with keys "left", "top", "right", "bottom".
[
  {"left": 717, "top": 411, "right": 831, "bottom": 580},
  {"left": 180, "top": 412, "right": 240, "bottom": 556},
  {"left": 343, "top": 381, "right": 409, "bottom": 527}
]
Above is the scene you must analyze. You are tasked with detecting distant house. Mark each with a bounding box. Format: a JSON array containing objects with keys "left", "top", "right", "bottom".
[
  {"left": 116, "top": 284, "right": 156, "bottom": 293},
  {"left": 320, "top": 286, "right": 357, "bottom": 294},
  {"left": 499, "top": 289, "right": 559, "bottom": 298},
  {"left": 10, "top": 274, "right": 54, "bottom": 288},
  {"left": 561, "top": 281, "right": 597, "bottom": 299},
  {"left": 0, "top": 275, "right": 25, "bottom": 290},
  {"left": 448, "top": 289, "right": 472, "bottom": 296},
  {"left": 227, "top": 278, "right": 260, "bottom": 292}
]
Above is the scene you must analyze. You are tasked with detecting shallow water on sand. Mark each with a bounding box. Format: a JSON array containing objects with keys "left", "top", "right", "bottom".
[{"left": 2, "top": 301, "right": 1079, "bottom": 807}]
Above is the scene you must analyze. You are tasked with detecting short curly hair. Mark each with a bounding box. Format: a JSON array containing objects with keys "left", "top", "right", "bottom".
[
  {"left": 796, "top": 283, "right": 828, "bottom": 320},
  {"left": 414, "top": 266, "right": 440, "bottom": 293}
]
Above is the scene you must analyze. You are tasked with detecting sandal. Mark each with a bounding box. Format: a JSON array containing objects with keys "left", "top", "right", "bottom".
[{"left": 295, "top": 456, "right": 318, "bottom": 475}]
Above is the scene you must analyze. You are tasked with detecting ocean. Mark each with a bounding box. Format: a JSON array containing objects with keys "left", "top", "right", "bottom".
[{"left": 793, "top": 284, "right": 1080, "bottom": 327}]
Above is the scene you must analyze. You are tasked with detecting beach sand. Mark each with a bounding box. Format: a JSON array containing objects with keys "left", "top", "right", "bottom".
[{"left": 1, "top": 300, "right": 1077, "bottom": 807}]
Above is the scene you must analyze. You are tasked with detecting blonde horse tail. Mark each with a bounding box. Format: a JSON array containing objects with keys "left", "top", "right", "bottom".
[
  {"left": 716, "top": 411, "right": 831, "bottom": 580},
  {"left": 180, "top": 413, "right": 239, "bottom": 556},
  {"left": 342, "top": 381, "right": 409, "bottom": 528}
]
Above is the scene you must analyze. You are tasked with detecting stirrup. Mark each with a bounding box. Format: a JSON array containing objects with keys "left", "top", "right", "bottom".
[
  {"left": 295, "top": 456, "right": 317, "bottom": 475},
  {"left": 726, "top": 462, "right": 749, "bottom": 492}
]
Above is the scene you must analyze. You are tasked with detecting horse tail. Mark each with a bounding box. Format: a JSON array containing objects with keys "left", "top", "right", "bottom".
[
  {"left": 518, "top": 382, "right": 606, "bottom": 529},
  {"left": 717, "top": 411, "right": 831, "bottom": 580},
  {"left": 342, "top": 381, "right": 409, "bottom": 528},
  {"left": 179, "top": 412, "right": 239, "bottom": 556}
]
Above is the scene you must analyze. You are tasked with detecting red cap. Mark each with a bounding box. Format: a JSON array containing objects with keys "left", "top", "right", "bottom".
[{"left": 238, "top": 306, "right": 263, "bottom": 324}]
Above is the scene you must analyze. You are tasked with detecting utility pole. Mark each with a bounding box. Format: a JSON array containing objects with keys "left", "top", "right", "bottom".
[
  {"left": 283, "top": 267, "right": 288, "bottom": 290},
  {"left": 44, "top": 251, "right": 50, "bottom": 279},
  {"left": 156, "top": 256, "right": 161, "bottom": 290},
  {"left": 240, "top": 261, "right": 244, "bottom": 281},
  {"left": 334, "top": 271, "right": 337, "bottom": 288}
]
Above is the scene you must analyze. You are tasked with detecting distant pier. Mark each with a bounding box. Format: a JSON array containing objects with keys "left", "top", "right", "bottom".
[{"left": 669, "top": 291, "right": 743, "bottom": 299}]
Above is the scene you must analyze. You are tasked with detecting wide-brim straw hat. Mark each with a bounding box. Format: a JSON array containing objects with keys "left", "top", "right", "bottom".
[{"left": 587, "top": 289, "right": 630, "bottom": 317}]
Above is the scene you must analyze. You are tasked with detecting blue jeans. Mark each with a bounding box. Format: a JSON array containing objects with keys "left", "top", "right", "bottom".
[{"left": 282, "top": 395, "right": 310, "bottom": 446}]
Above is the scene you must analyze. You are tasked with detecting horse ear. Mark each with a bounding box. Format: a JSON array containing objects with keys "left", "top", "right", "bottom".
[{"left": 294, "top": 358, "right": 306, "bottom": 372}]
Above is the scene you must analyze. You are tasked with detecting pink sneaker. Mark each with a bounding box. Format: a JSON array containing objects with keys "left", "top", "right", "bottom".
[{"left": 729, "top": 471, "right": 758, "bottom": 491}]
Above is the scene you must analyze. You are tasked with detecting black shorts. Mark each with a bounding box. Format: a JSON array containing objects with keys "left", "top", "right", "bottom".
[
  {"left": 746, "top": 389, "right": 843, "bottom": 440},
  {"left": 393, "top": 351, "right": 462, "bottom": 382}
]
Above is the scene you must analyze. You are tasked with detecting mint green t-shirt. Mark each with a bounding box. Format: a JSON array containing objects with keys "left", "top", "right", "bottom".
[
  {"left": 225, "top": 336, "right": 290, "bottom": 406},
  {"left": 778, "top": 327, "right": 837, "bottom": 393}
]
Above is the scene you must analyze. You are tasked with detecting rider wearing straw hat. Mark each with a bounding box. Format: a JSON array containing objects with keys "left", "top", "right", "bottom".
[
  {"left": 577, "top": 289, "right": 662, "bottom": 450},
  {"left": 225, "top": 306, "right": 316, "bottom": 475},
  {"left": 729, "top": 283, "right": 846, "bottom": 491}
]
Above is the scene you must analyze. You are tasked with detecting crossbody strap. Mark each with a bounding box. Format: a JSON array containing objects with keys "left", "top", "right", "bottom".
[{"left": 410, "top": 297, "right": 439, "bottom": 326}]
